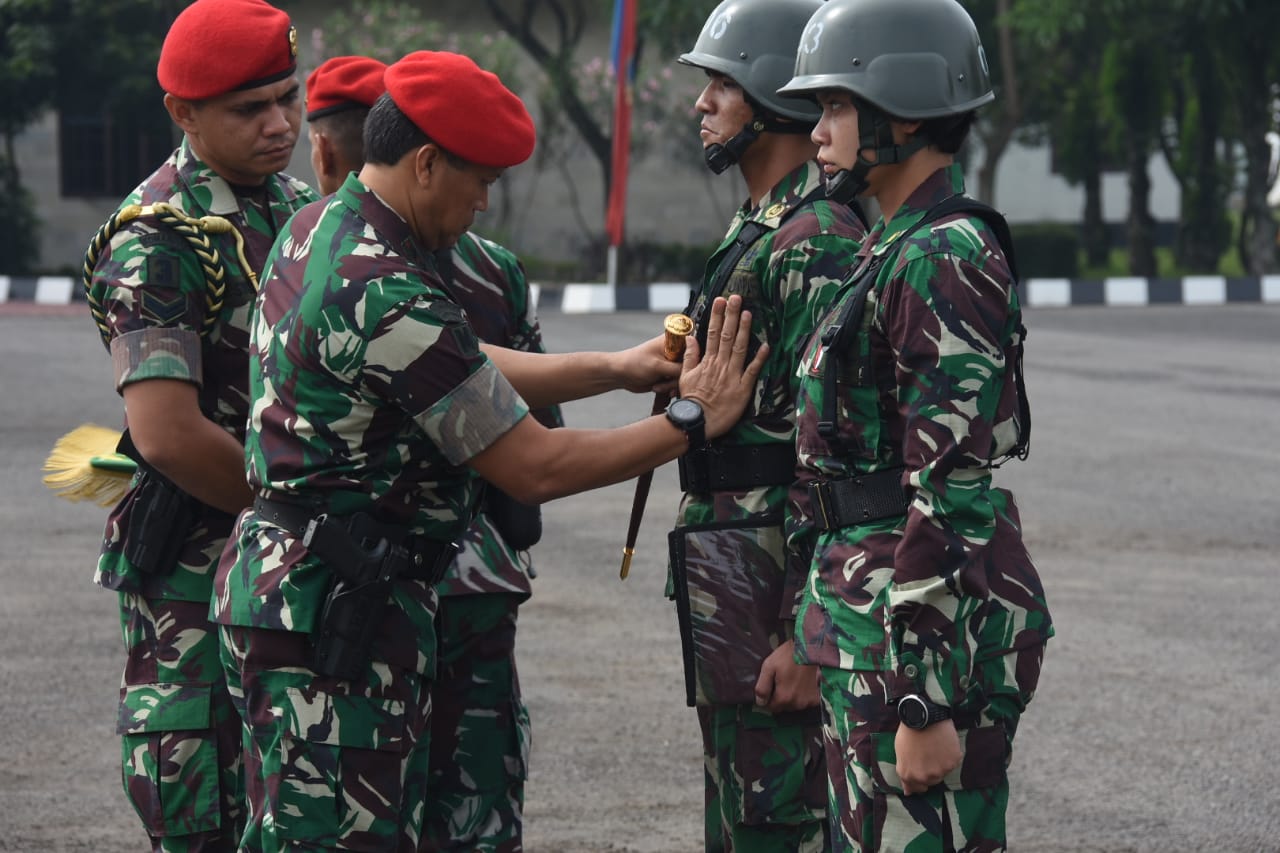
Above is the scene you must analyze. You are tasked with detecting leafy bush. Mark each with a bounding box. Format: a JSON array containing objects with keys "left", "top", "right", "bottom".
[
  {"left": 1009, "top": 223, "right": 1080, "bottom": 278},
  {"left": 520, "top": 255, "right": 590, "bottom": 284},
  {"left": 0, "top": 162, "right": 40, "bottom": 275}
]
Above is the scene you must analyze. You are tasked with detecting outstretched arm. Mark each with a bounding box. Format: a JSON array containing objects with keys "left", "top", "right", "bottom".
[
  {"left": 480, "top": 334, "right": 680, "bottom": 409},
  {"left": 470, "top": 296, "right": 767, "bottom": 503}
]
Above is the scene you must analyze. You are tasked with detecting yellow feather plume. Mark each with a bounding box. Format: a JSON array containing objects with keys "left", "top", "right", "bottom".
[{"left": 42, "top": 424, "right": 137, "bottom": 507}]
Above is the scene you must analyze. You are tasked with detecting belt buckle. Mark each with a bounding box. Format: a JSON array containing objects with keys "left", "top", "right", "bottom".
[
  {"left": 810, "top": 481, "right": 834, "bottom": 531},
  {"left": 302, "top": 514, "right": 326, "bottom": 548},
  {"left": 427, "top": 542, "right": 459, "bottom": 586}
]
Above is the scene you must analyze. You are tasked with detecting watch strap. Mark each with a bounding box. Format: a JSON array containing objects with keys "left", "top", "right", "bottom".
[{"left": 898, "top": 693, "right": 950, "bottom": 729}]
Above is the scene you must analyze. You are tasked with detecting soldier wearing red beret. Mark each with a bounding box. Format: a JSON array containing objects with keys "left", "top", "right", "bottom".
[
  {"left": 215, "top": 50, "right": 769, "bottom": 850},
  {"left": 304, "top": 51, "right": 565, "bottom": 851},
  {"left": 305, "top": 55, "right": 388, "bottom": 195},
  {"left": 82, "top": 0, "right": 318, "bottom": 849}
]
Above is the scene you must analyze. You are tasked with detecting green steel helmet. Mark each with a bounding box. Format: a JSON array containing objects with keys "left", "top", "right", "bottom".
[
  {"left": 679, "top": 0, "right": 825, "bottom": 123},
  {"left": 778, "top": 0, "right": 994, "bottom": 119}
]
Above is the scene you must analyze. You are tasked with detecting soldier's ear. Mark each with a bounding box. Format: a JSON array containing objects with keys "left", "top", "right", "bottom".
[
  {"left": 314, "top": 133, "right": 337, "bottom": 178},
  {"left": 413, "top": 143, "right": 443, "bottom": 188},
  {"left": 164, "top": 94, "right": 199, "bottom": 135}
]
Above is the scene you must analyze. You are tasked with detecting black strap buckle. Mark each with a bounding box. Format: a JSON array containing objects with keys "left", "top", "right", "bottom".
[{"left": 807, "top": 467, "right": 908, "bottom": 531}]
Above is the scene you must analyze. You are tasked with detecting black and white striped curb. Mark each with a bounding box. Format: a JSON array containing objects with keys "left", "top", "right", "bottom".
[
  {"left": 7, "top": 274, "right": 1279, "bottom": 313},
  {"left": 543, "top": 275, "right": 1280, "bottom": 313}
]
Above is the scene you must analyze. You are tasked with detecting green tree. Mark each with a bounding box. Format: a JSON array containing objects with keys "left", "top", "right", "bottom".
[
  {"left": 967, "top": 0, "right": 1030, "bottom": 205},
  {"left": 1160, "top": 18, "right": 1231, "bottom": 272},
  {"left": 0, "top": 0, "right": 58, "bottom": 272},
  {"left": 1215, "top": 0, "right": 1279, "bottom": 275},
  {"left": 481, "top": 0, "right": 713, "bottom": 209}
]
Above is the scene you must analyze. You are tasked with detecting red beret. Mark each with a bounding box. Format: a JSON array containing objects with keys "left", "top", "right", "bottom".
[
  {"left": 158, "top": 0, "right": 298, "bottom": 101},
  {"left": 384, "top": 51, "right": 535, "bottom": 169},
  {"left": 306, "top": 56, "right": 388, "bottom": 121}
]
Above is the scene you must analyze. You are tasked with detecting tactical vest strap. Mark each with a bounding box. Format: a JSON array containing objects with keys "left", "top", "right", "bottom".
[
  {"left": 817, "top": 253, "right": 884, "bottom": 442},
  {"left": 686, "top": 184, "right": 830, "bottom": 353},
  {"left": 83, "top": 202, "right": 256, "bottom": 347}
]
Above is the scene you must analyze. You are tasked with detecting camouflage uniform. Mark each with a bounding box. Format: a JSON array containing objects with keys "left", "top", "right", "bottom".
[
  {"left": 87, "top": 139, "right": 316, "bottom": 851},
  {"left": 785, "top": 164, "right": 1054, "bottom": 852},
  {"left": 670, "top": 160, "right": 865, "bottom": 852},
  {"left": 417, "top": 233, "right": 564, "bottom": 853},
  {"left": 212, "top": 173, "right": 529, "bottom": 851}
]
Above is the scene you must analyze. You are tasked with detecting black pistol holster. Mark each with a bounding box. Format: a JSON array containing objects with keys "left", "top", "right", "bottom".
[
  {"left": 253, "top": 497, "right": 458, "bottom": 681},
  {"left": 117, "top": 429, "right": 207, "bottom": 576},
  {"left": 482, "top": 483, "right": 542, "bottom": 552},
  {"left": 305, "top": 516, "right": 403, "bottom": 682}
]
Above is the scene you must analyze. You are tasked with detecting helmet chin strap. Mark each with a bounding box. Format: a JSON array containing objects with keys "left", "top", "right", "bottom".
[
  {"left": 705, "top": 107, "right": 816, "bottom": 175},
  {"left": 823, "top": 106, "right": 929, "bottom": 205},
  {"left": 705, "top": 117, "right": 765, "bottom": 174}
]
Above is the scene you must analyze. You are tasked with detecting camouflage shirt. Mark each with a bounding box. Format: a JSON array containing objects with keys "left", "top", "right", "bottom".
[
  {"left": 89, "top": 140, "right": 317, "bottom": 602},
  {"left": 665, "top": 162, "right": 864, "bottom": 705},
  {"left": 676, "top": 160, "right": 865, "bottom": 529},
  {"left": 786, "top": 164, "right": 1053, "bottom": 699},
  {"left": 435, "top": 233, "right": 564, "bottom": 598},
  {"left": 212, "top": 173, "right": 529, "bottom": 639}
]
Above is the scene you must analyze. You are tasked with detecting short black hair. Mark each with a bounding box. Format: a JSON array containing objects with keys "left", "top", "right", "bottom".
[
  {"left": 311, "top": 107, "right": 368, "bottom": 168},
  {"left": 363, "top": 92, "right": 470, "bottom": 169},
  {"left": 913, "top": 112, "right": 976, "bottom": 155},
  {"left": 364, "top": 93, "right": 429, "bottom": 165}
]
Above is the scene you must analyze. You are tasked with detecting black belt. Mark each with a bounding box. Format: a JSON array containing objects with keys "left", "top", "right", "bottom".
[
  {"left": 678, "top": 443, "right": 796, "bottom": 493},
  {"left": 807, "top": 467, "right": 909, "bottom": 531},
  {"left": 252, "top": 496, "right": 457, "bottom": 584}
]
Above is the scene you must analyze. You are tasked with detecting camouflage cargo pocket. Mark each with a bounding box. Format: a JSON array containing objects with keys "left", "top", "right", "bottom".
[
  {"left": 117, "top": 681, "right": 220, "bottom": 837},
  {"left": 669, "top": 518, "right": 787, "bottom": 707},
  {"left": 269, "top": 687, "right": 411, "bottom": 850},
  {"left": 737, "top": 710, "right": 827, "bottom": 826}
]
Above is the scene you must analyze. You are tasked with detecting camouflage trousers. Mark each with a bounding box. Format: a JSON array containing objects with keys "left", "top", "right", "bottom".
[
  {"left": 697, "top": 703, "right": 830, "bottom": 853},
  {"left": 219, "top": 623, "right": 434, "bottom": 852},
  {"left": 817, "top": 648, "right": 1044, "bottom": 853},
  {"left": 417, "top": 593, "right": 529, "bottom": 852},
  {"left": 116, "top": 593, "right": 243, "bottom": 852}
]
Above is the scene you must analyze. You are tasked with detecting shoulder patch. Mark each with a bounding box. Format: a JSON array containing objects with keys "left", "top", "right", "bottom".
[{"left": 146, "top": 256, "right": 179, "bottom": 289}]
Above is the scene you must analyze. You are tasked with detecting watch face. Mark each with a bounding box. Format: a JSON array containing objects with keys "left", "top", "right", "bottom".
[
  {"left": 669, "top": 398, "right": 703, "bottom": 425},
  {"left": 897, "top": 695, "right": 928, "bottom": 729}
]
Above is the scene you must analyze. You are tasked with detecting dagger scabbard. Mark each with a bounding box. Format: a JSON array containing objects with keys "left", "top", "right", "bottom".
[{"left": 619, "top": 314, "right": 693, "bottom": 580}]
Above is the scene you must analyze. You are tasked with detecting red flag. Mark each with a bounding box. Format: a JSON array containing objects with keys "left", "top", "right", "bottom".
[{"left": 606, "top": 0, "right": 636, "bottom": 248}]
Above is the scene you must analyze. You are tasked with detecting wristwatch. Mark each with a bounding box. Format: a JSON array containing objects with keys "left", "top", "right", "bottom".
[
  {"left": 897, "top": 694, "right": 951, "bottom": 730},
  {"left": 665, "top": 397, "right": 706, "bottom": 449}
]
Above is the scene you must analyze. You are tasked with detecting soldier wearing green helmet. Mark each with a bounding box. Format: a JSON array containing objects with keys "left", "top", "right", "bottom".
[
  {"left": 777, "top": 0, "right": 1053, "bottom": 850},
  {"left": 669, "top": 0, "right": 868, "bottom": 851}
]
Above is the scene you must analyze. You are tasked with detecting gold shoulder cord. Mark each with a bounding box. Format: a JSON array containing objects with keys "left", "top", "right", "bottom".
[
  {"left": 48, "top": 204, "right": 259, "bottom": 506},
  {"left": 82, "top": 201, "right": 258, "bottom": 346}
]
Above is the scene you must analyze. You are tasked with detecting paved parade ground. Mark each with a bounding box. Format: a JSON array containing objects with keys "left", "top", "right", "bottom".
[{"left": 1, "top": 303, "right": 1277, "bottom": 851}]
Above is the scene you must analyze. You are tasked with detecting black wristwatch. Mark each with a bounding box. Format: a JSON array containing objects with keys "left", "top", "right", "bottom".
[
  {"left": 665, "top": 397, "right": 706, "bottom": 449},
  {"left": 897, "top": 694, "right": 951, "bottom": 730}
]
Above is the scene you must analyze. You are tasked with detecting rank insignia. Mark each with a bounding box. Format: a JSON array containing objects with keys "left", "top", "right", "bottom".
[{"left": 139, "top": 285, "right": 187, "bottom": 327}]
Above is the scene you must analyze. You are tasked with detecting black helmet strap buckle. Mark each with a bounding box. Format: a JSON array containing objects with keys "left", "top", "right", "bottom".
[{"left": 704, "top": 115, "right": 765, "bottom": 174}]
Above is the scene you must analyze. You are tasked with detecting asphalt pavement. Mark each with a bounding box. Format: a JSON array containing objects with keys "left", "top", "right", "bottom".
[{"left": 1, "top": 303, "right": 1277, "bottom": 851}]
